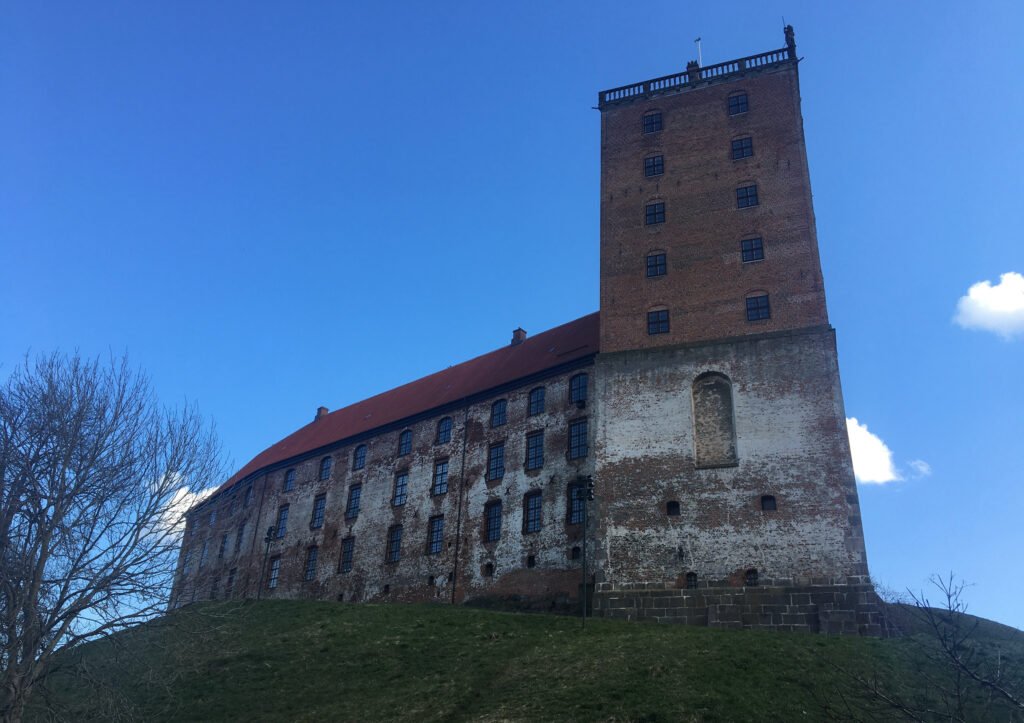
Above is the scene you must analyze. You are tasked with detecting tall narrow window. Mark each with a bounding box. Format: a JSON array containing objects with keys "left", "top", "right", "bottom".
[
  {"left": 646, "top": 253, "right": 667, "bottom": 278},
  {"left": 243, "top": 481, "right": 254, "bottom": 507},
  {"left": 427, "top": 516, "right": 444, "bottom": 555},
  {"left": 570, "top": 373, "right": 588, "bottom": 404},
  {"left": 569, "top": 419, "right": 588, "bottom": 459},
  {"left": 525, "top": 431, "right": 544, "bottom": 470},
  {"left": 218, "top": 533, "right": 228, "bottom": 560},
  {"left": 267, "top": 557, "right": 281, "bottom": 589},
  {"left": 199, "top": 541, "right": 209, "bottom": 568},
  {"left": 567, "top": 483, "right": 584, "bottom": 525},
  {"left": 310, "top": 494, "right": 327, "bottom": 529},
  {"left": 645, "top": 202, "right": 665, "bottom": 225},
  {"left": 746, "top": 293, "right": 771, "bottom": 321},
  {"left": 398, "top": 430, "right": 412, "bottom": 456},
  {"left": 692, "top": 372, "right": 738, "bottom": 468},
  {"left": 491, "top": 399, "right": 507, "bottom": 427},
  {"left": 304, "top": 546, "right": 319, "bottom": 581},
  {"left": 210, "top": 577, "right": 219, "bottom": 600},
  {"left": 523, "top": 491, "right": 543, "bottom": 533},
  {"left": 647, "top": 309, "right": 670, "bottom": 335},
  {"left": 736, "top": 184, "right": 759, "bottom": 208},
  {"left": 436, "top": 417, "right": 452, "bottom": 444},
  {"left": 392, "top": 472, "right": 408, "bottom": 507},
  {"left": 345, "top": 484, "right": 362, "bottom": 519},
  {"left": 275, "top": 505, "right": 289, "bottom": 538},
  {"left": 235, "top": 523, "right": 245, "bottom": 554},
  {"left": 644, "top": 154, "right": 664, "bottom": 176},
  {"left": 487, "top": 442, "right": 505, "bottom": 481},
  {"left": 528, "top": 387, "right": 545, "bottom": 416},
  {"left": 319, "top": 456, "right": 332, "bottom": 481},
  {"left": 352, "top": 444, "right": 367, "bottom": 470},
  {"left": 432, "top": 460, "right": 449, "bottom": 495},
  {"left": 284, "top": 469, "right": 296, "bottom": 492},
  {"left": 339, "top": 537, "right": 355, "bottom": 573},
  {"left": 741, "top": 237, "right": 764, "bottom": 262},
  {"left": 643, "top": 111, "right": 663, "bottom": 133},
  {"left": 484, "top": 500, "right": 502, "bottom": 542},
  {"left": 226, "top": 568, "right": 236, "bottom": 597},
  {"left": 386, "top": 525, "right": 403, "bottom": 563}
]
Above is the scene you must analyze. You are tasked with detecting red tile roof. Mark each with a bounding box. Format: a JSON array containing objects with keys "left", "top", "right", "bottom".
[{"left": 215, "top": 312, "right": 599, "bottom": 495}]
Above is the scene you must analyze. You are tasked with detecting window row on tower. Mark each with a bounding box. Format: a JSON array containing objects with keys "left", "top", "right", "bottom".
[
  {"left": 640, "top": 90, "right": 749, "bottom": 136},
  {"left": 644, "top": 184, "right": 759, "bottom": 227},
  {"left": 646, "top": 293, "right": 771, "bottom": 335}
]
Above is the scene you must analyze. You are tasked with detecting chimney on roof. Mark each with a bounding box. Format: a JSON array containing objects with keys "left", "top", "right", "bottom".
[
  {"left": 315, "top": 406, "right": 329, "bottom": 422},
  {"left": 511, "top": 327, "right": 527, "bottom": 346}
]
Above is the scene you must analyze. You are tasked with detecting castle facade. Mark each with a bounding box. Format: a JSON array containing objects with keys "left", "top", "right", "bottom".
[{"left": 174, "top": 28, "right": 884, "bottom": 635}]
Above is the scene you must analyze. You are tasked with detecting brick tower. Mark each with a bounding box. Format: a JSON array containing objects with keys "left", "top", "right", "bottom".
[{"left": 590, "top": 28, "right": 882, "bottom": 634}]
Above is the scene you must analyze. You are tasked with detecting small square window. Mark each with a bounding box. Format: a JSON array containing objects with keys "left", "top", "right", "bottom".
[
  {"left": 398, "top": 430, "right": 412, "bottom": 456},
  {"left": 525, "top": 431, "right": 544, "bottom": 470},
  {"left": 736, "top": 185, "right": 759, "bottom": 209},
  {"left": 431, "top": 460, "right": 449, "bottom": 495},
  {"left": 491, "top": 399, "right": 507, "bottom": 428},
  {"left": 746, "top": 294, "right": 771, "bottom": 321},
  {"left": 339, "top": 537, "right": 355, "bottom": 573},
  {"left": 646, "top": 253, "right": 667, "bottom": 278},
  {"left": 761, "top": 495, "right": 777, "bottom": 511},
  {"left": 644, "top": 155, "right": 664, "bottom": 177},
  {"left": 643, "top": 112, "right": 662, "bottom": 133},
  {"left": 568, "top": 419, "right": 588, "bottom": 460},
  {"left": 647, "top": 309, "right": 670, "bottom": 335},
  {"left": 731, "top": 137, "right": 753, "bottom": 160},
  {"left": 528, "top": 387, "right": 545, "bottom": 416},
  {"left": 487, "top": 442, "right": 505, "bottom": 481},
  {"left": 741, "top": 237, "right": 764, "bottom": 262},
  {"left": 728, "top": 93, "right": 748, "bottom": 115},
  {"left": 427, "top": 516, "right": 444, "bottom": 555},
  {"left": 392, "top": 473, "right": 408, "bottom": 507},
  {"left": 645, "top": 202, "right": 665, "bottom": 225}
]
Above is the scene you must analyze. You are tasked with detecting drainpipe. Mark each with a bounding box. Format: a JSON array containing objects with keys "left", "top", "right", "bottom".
[{"left": 450, "top": 401, "right": 471, "bottom": 605}]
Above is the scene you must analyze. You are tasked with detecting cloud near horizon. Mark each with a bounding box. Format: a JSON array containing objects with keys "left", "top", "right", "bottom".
[
  {"left": 158, "top": 485, "right": 217, "bottom": 538},
  {"left": 954, "top": 271, "right": 1024, "bottom": 339}
]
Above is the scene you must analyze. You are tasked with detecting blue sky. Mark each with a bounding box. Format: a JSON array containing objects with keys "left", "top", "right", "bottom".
[{"left": 2, "top": 1, "right": 1022, "bottom": 629}]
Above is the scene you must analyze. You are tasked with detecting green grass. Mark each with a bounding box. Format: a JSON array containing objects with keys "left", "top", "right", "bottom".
[{"left": 27, "top": 601, "right": 1024, "bottom": 722}]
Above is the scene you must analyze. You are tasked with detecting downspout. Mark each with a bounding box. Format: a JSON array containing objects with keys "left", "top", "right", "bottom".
[{"left": 450, "top": 400, "right": 471, "bottom": 605}]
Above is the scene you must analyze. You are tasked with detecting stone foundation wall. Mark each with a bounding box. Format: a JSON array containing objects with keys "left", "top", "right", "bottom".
[{"left": 593, "top": 579, "right": 886, "bottom": 636}]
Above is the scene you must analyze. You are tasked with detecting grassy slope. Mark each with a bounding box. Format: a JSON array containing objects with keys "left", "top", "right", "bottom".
[{"left": 30, "top": 601, "right": 1024, "bottom": 722}]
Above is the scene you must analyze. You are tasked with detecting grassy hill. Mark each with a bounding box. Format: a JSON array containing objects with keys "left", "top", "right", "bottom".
[{"left": 27, "top": 600, "right": 1024, "bottom": 722}]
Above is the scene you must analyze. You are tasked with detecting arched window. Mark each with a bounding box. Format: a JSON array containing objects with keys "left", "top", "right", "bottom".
[
  {"left": 484, "top": 562, "right": 495, "bottom": 577},
  {"left": 761, "top": 495, "right": 777, "bottom": 511},
  {"left": 436, "top": 417, "right": 452, "bottom": 444},
  {"left": 666, "top": 500, "right": 681, "bottom": 516},
  {"left": 283, "top": 468, "right": 296, "bottom": 492},
  {"left": 318, "top": 456, "right": 332, "bottom": 481},
  {"left": 528, "top": 387, "right": 545, "bottom": 416},
  {"left": 570, "top": 373, "right": 588, "bottom": 404},
  {"left": 491, "top": 399, "right": 507, "bottom": 428},
  {"left": 692, "top": 372, "right": 738, "bottom": 468},
  {"left": 398, "top": 430, "right": 412, "bottom": 456},
  {"left": 685, "top": 572, "right": 698, "bottom": 589},
  {"left": 352, "top": 444, "right": 367, "bottom": 471},
  {"left": 745, "top": 569, "right": 759, "bottom": 587}
]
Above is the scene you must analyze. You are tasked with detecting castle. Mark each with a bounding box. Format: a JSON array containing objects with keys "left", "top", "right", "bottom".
[{"left": 174, "top": 28, "right": 885, "bottom": 635}]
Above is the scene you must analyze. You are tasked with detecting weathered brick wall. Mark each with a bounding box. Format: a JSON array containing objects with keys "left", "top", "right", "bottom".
[
  {"left": 590, "top": 326, "right": 867, "bottom": 592},
  {"left": 599, "top": 61, "right": 829, "bottom": 353},
  {"left": 173, "top": 363, "right": 595, "bottom": 610}
]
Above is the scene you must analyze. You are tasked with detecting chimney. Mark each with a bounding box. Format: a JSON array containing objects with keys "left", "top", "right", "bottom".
[
  {"left": 511, "top": 327, "right": 527, "bottom": 346},
  {"left": 315, "top": 406, "right": 329, "bottom": 422}
]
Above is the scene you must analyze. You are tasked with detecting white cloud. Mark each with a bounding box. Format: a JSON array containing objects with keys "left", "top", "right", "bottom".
[
  {"left": 908, "top": 459, "right": 932, "bottom": 478},
  {"left": 158, "top": 485, "right": 216, "bottom": 538},
  {"left": 847, "top": 417, "right": 901, "bottom": 484},
  {"left": 954, "top": 271, "right": 1024, "bottom": 339}
]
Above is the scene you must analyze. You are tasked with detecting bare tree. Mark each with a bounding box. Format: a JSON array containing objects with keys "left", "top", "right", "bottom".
[{"left": 0, "top": 353, "right": 222, "bottom": 722}]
